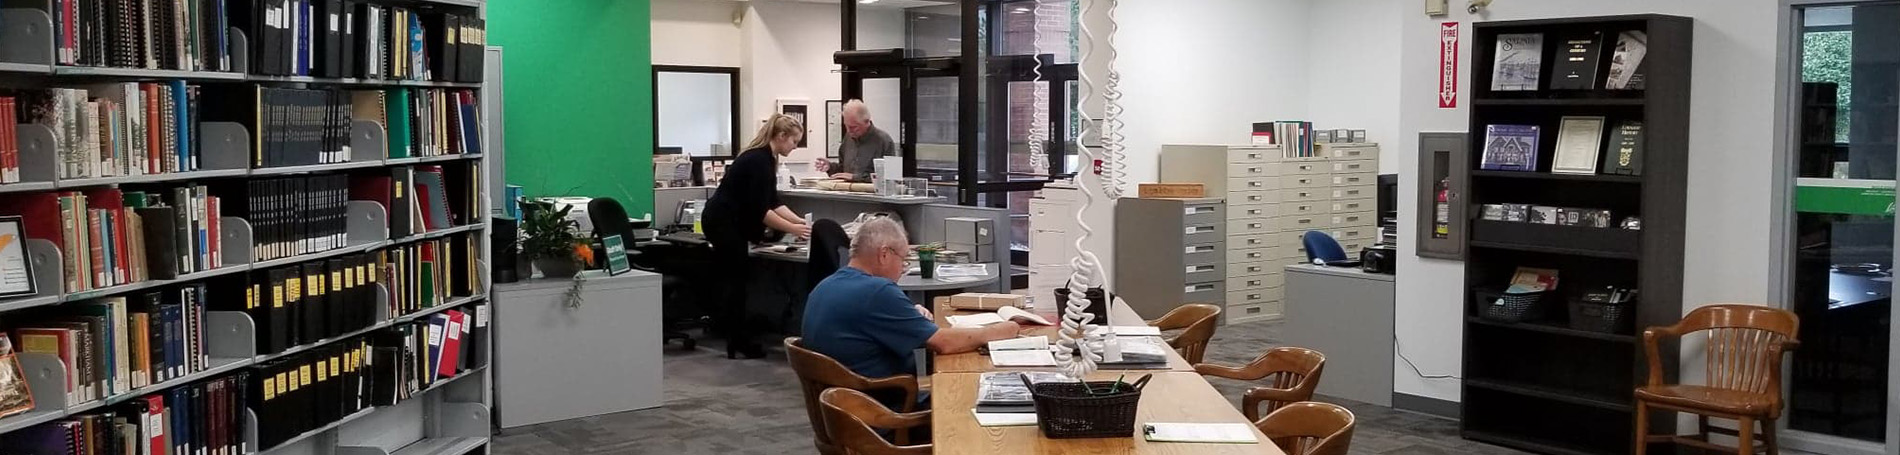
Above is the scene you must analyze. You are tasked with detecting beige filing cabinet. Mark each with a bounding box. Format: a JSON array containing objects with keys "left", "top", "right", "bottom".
[
  {"left": 1159, "top": 143, "right": 1381, "bottom": 324},
  {"left": 1113, "top": 197, "right": 1226, "bottom": 320},
  {"left": 1028, "top": 182, "right": 1084, "bottom": 298}
]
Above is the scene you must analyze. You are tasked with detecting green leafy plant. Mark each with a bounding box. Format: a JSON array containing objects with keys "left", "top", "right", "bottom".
[{"left": 520, "top": 199, "right": 582, "bottom": 261}]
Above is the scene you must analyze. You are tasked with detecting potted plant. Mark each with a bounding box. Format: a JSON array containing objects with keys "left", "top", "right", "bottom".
[
  {"left": 521, "top": 199, "right": 586, "bottom": 279},
  {"left": 914, "top": 243, "right": 945, "bottom": 279}
]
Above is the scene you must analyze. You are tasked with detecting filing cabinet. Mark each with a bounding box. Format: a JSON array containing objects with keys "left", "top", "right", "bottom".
[
  {"left": 1114, "top": 197, "right": 1227, "bottom": 320},
  {"left": 1159, "top": 143, "right": 1381, "bottom": 324}
]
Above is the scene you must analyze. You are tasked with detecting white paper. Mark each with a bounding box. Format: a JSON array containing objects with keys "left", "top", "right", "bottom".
[
  {"left": 987, "top": 336, "right": 1048, "bottom": 352},
  {"left": 1142, "top": 423, "right": 1259, "bottom": 444},
  {"left": 947, "top": 313, "right": 1006, "bottom": 328},
  {"left": 936, "top": 264, "right": 989, "bottom": 278},
  {"left": 989, "top": 349, "right": 1058, "bottom": 367},
  {"left": 1088, "top": 326, "right": 1162, "bottom": 337},
  {"left": 997, "top": 306, "right": 1053, "bottom": 326},
  {"left": 974, "top": 412, "right": 1039, "bottom": 427}
]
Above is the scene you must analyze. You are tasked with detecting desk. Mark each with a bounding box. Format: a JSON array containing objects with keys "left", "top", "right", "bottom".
[
  {"left": 931, "top": 298, "right": 1197, "bottom": 374},
  {"left": 931, "top": 371, "right": 1283, "bottom": 455},
  {"left": 1283, "top": 264, "right": 1394, "bottom": 406}
]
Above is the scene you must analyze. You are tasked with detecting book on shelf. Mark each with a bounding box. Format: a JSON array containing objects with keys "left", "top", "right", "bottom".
[
  {"left": 54, "top": 0, "right": 233, "bottom": 72},
  {"left": 1, "top": 97, "right": 18, "bottom": 184},
  {"left": 0, "top": 333, "right": 35, "bottom": 419},
  {"left": 1479, "top": 124, "right": 1540, "bottom": 172},
  {"left": 8, "top": 83, "right": 203, "bottom": 179},
  {"left": 1606, "top": 31, "right": 1648, "bottom": 90},
  {"left": 1490, "top": 33, "right": 1543, "bottom": 91},
  {"left": 1551, "top": 116, "right": 1606, "bottom": 175},
  {"left": 224, "top": 174, "right": 347, "bottom": 262},
  {"left": 1602, "top": 120, "right": 1644, "bottom": 176},
  {"left": 1549, "top": 31, "right": 1604, "bottom": 90},
  {"left": 1506, "top": 267, "right": 1560, "bottom": 293},
  {"left": 0, "top": 188, "right": 214, "bottom": 293}
]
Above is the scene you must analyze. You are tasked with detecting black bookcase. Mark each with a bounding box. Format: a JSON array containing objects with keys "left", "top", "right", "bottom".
[{"left": 1461, "top": 14, "right": 1691, "bottom": 455}]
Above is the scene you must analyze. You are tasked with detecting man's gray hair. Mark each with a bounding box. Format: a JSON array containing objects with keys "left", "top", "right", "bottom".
[
  {"left": 844, "top": 99, "right": 871, "bottom": 120},
  {"left": 850, "top": 217, "right": 909, "bottom": 258}
]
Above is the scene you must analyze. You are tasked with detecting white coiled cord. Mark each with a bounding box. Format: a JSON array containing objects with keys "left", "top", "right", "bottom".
[
  {"left": 1026, "top": 0, "right": 1050, "bottom": 176},
  {"left": 1100, "top": 0, "right": 1127, "bottom": 199},
  {"left": 1054, "top": 0, "right": 1114, "bottom": 378}
]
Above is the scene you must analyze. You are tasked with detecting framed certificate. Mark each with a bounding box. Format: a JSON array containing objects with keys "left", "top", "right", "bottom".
[
  {"left": 1552, "top": 116, "right": 1607, "bottom": 174},
  {"left": 0, "top": 216, "right": 36, "bottom": 299}
]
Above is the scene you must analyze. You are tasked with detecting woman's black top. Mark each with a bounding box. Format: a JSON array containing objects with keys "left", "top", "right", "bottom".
[{"left": 703, "top": 147, "right": 782, "bottom": 242}]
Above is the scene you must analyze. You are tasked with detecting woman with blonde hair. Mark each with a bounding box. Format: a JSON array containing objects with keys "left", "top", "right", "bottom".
[{"left": 703, "top": 114, "right": 811, "bottom": 359}]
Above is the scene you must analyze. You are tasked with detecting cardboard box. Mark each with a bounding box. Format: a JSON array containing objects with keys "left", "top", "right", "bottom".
[{"left": 948, "top": 293, "right": 1028, "bottom": 311}]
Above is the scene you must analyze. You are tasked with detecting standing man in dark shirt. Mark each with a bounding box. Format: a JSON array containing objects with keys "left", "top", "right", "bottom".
[
  {"left": 821, "top": 99, "right": 895, "bottom": 180},
  {"left": 704, "top": 114, "right": 811, "bottom": 359}
]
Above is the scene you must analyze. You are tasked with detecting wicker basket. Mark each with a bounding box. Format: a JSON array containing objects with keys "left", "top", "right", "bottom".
[
  {"left": 1567, "top": 298, "right": 1634, "bottom": 333},
  {"left": 1029, "top": 377, "right": 1150, "bottom": 439},
  {"left": 1475, "top": 288, "right": 1550, "bottom": 323}
]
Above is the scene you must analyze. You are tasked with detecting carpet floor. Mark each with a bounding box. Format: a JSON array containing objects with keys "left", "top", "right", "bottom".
[{"left": 492, "top": 317, "right": 1544, "bottom": 454}]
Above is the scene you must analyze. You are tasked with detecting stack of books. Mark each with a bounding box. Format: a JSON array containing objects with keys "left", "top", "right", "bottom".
[
  {"left": 53, "top": 0, "right": 235, "bottom": 72},
  {"left": 11, "top": 287, "right": 213, "bottom": 406},
  {"left": 201, "top": 86, "right": 353, "bottom": 169},
  {"left": 234, "top": 175, "right": 349, "bottom": 262},
  {"left": 236, "top": 1, "right": 485, "bottom": 82},
  {"left": 0, "top": 187, "right": 220, "bottom": 293},
  {"left": 376, "top": 88, "right": 484, "bottom": 158},
  {"left": 252, "top": 340, "right": 367, "bottom": 448},
  {"left": 10, "top": 83, "right": 205, "bottom": 180},
  {"left": 2, "top": 371, "right": 249, "bottom": 455},
  {"left": 218, "top": 252, "right": 382, "bottom": 355}
]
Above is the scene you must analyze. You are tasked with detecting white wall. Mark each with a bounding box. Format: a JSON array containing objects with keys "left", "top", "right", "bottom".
[
  {"left": 1307, "top": 0, "right": 1403, "bottom": 174},
  {"left": 740, "top": 2, "right": 905, "bottom": 167},
  {"left": 652, "top": 0, "right": 744, "bottom": 67},
  {"left": 1393, "top": 0, "right": 1782, "bottom": 403}
]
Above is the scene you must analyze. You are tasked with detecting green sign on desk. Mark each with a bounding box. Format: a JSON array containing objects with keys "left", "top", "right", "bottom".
[
  {"left": 603, "top": 235, "right": 631, "bottom": 276},
  {"left": 1796, "top": 178, "right": 1896, "bottom": 216}
]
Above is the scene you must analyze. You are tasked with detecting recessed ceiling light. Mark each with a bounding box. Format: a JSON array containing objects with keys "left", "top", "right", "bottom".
[{"left": 859, "top": 0, "right": 879, "bottom": 4}]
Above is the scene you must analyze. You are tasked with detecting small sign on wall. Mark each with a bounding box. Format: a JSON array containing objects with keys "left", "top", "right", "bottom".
[{"left": 1439, "top": 22, "right": 1460, "bottom": 109}]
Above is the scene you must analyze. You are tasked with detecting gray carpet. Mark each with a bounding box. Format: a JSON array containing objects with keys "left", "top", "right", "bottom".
[{"left": 493, "top": 319, "right": 1533, "bottom": 455}]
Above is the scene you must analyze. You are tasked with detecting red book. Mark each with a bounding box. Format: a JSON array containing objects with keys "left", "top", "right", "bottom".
[
  {"left": 143, "top": 395, "right": 167, "bottom": 455},
  {"left": 87, "top": 208, "right": 107, "bottom": 287},
  {"left": 437, "top": 310, "right": 464, "bottom": 378},
  {"left": 143, "top": 84, "right": 161, "bottom": 174}
]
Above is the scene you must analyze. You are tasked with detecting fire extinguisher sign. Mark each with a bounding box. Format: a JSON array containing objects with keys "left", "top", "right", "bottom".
[{"left": 1439, "top": 22, "right": 1459, "bottom": 109}]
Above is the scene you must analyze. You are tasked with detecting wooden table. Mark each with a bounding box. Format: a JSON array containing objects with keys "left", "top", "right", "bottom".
[
  {"left": 930, "top": 298, "right": 1198, "bottom": 374},
  {"left": 931, "top": 371, "right": 1284, "bottom": 455}
]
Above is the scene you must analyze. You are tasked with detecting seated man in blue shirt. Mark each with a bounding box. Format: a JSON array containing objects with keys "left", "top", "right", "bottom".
[{"left": 803, "top": 217, "right": 1022, "bottom": 383}]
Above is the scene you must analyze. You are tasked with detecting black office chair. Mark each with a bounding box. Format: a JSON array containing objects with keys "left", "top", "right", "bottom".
[
  {"left": 807, "top": 219, "right": 851, "bottom": 291},
  {"left": 589, "top": 198, "right": 700, "bottom": 349}
]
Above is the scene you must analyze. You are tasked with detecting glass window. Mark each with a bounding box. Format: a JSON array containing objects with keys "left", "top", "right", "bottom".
[{"left": 1787, "top": 3, "right": 1894, "bottom": 443}]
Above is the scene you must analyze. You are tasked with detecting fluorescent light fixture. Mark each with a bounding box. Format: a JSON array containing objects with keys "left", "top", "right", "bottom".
[{"left": 859, "top": 0, "right": 879, "bottom": 3}]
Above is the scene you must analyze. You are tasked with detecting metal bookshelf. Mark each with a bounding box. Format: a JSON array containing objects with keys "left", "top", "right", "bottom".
[{"left": 0, "top": 0, "right": 496, "bottom": 453}]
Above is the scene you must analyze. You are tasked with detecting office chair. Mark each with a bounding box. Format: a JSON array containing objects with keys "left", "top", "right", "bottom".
[
  {"left": 1256, "top": 401, "right": 1356, "bottom": 455},
  {"left": 1301, "top": 231, "right": 1349, "bottom": 264},
  {"left": 807, "top": 219, "right": 850, "bottom": 291},
  {"left": 589, "top": 198, "right": 699, "bottom": 349}
]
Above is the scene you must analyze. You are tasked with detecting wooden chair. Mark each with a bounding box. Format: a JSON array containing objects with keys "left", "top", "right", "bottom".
[
  {"left": 819, "top": 388, "right": 932, "bottom": 455},
  {"left": 1255, "top": 401, "right": 1356, "bottom": 455},
  {"left": 785, "top": 337, "right": 922, "bottom": 455},
  {"left": 1635, "top": 304, "right": 1800, "bottom": 455},
  {"left": 1194, "top": 347, "right": 1327, "bottom": 421},
  {"left": 1147, "top": 303, "right": 1222, "bottom": 364}
]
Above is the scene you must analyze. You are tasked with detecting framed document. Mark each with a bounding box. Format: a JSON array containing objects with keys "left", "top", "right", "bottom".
[
  {"left": 602, "top": 235, "right": 631, "bottom": 276},
  {"left": 825, "top": 100, "right": 844, "bottom": 159},
  {"left": 0, "top": 216, "right": 34, "bottom": 298},
  {"left": 1552, "top": 116, "right": 1607, "bottom": 174}
]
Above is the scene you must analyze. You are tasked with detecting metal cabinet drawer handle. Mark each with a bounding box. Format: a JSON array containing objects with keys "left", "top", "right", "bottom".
[
  {"left": 1247, "top": 280, "right": 1262, "bottom": 287},
  {"left": 1248, "top": 223, "right": 1263, "bottom": 229},
  {"left": 1247, "top": 266, "right": 1263, "bottom": 273},
  {"left": 1188, "top": 265, "right": 1215, "bottom": 273},
  {"left": 1247, "top": 209, "right": 1262, "bottom": 216},
  {"left": 1248, "top": 167, "right": 1262, "bottom": 173},
  {"left": 1248, "top": 153, "right": 1262, "bottom": 159},
  {"left": 1246, "top": 252, "right": 1262, "bottom": 259},
  {"left": 1186, "top": 284, "right": 1215, "bottom": 292},
  {"left": 1247, "top": 238, "right": 1261, "bottom": 245},
  {"left": 1248, "top": 195, "right": 1263, "bottom": 202},
  {"left": 1247, "top": 294, "right": 1262, "bottom": 300},
  {"left": 1249, "top": 181, "right": 1264, "bottom": 188}
]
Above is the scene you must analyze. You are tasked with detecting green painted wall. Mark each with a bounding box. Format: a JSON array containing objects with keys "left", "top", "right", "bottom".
[{"left": 489, "top": 0, "right": 654, "bottom": 215}]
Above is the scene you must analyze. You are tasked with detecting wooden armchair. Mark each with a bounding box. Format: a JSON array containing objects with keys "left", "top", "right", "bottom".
[
  {"left": 785, "top": 337, "right": 922, "bottom": 455},
  {"left": 1147, "top": 303, "right": 1222, "bottom": 364},
  {"left": 1635, "top": 304, "right": 1800, "bottom": 455},
  {"left": 1255, "top": 401, "right": 1356, "bottom": 455},
  {"left": 819, "top": 388, "right": 933, "bottom": 455},
  {"left": 1194, "top": 346, "right": 1326, "bottom": 421}
]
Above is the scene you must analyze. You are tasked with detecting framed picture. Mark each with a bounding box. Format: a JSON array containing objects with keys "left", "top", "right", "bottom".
[
  {"left": 0, "top": 216, "right": 35, "bottom": 299},
  {"left": 776, "top": 99, "right": 811, "bottom": 149},
  {"left": 825, "top": 100, "right": 845, "bottom": 159}
]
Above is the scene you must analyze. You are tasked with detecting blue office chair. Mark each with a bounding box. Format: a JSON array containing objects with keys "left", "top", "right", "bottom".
[{"left": 1302, "top": 230, "right": 1349, "bottom": 264}]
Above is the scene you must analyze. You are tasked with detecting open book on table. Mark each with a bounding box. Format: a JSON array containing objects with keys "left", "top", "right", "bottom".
[{"left": 946, "top": 306, "right": 1054, "bottom": 328}]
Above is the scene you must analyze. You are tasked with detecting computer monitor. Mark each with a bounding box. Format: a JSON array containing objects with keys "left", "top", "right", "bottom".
[{"left": 1377, "top": 173, "right": 1399, "bottom": 223}]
